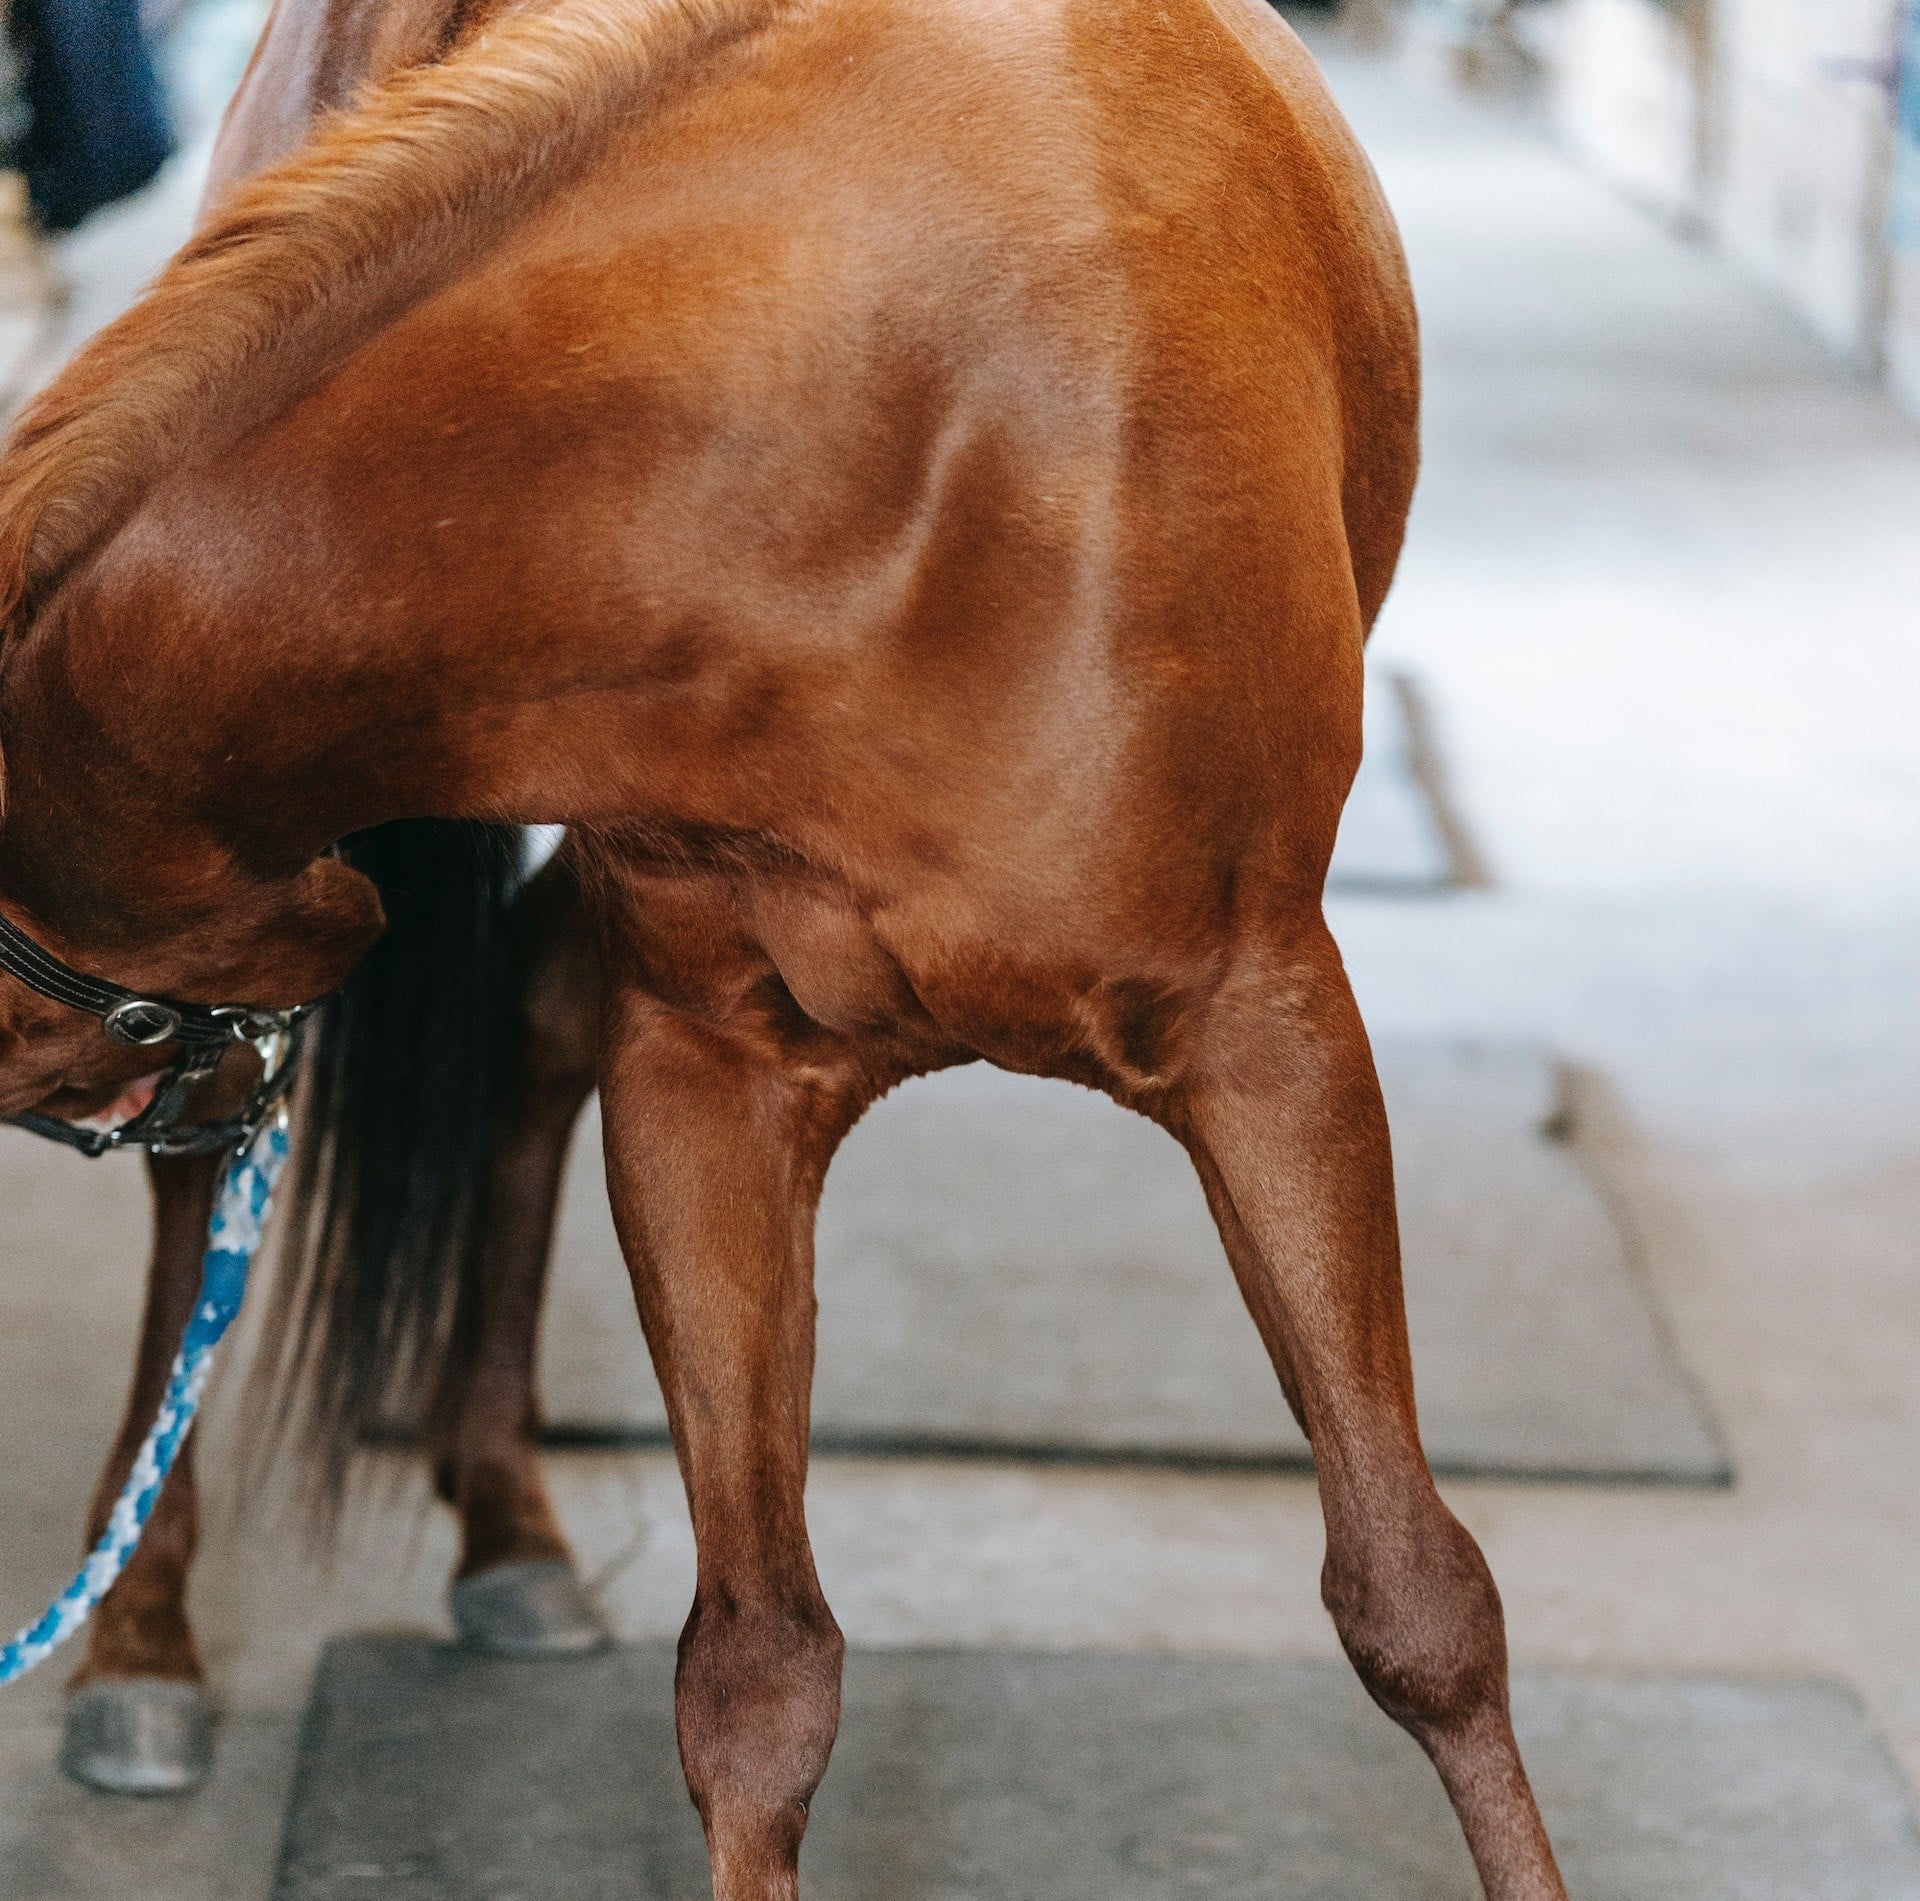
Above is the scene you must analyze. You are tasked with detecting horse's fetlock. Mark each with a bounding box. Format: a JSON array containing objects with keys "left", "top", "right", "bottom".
[{"left": 75, "top": 1574, "right": 203, "bottom": 1685}]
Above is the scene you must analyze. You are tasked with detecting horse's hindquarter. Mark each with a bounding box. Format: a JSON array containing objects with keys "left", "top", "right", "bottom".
[{"left": 163, "top": 0, "right": 1417, "bottom": 1039}]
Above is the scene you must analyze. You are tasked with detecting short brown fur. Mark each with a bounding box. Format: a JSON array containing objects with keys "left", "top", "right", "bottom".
[{"left": 6, "top": 0, "right": 1566, "bottom": 1893}]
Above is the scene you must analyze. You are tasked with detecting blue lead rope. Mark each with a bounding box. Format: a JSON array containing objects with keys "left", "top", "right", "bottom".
[{"left": 0, "top": 1107, "right": 290, "bottom": 1688}]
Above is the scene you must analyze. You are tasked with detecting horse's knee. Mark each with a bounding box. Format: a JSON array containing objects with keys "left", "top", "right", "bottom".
[
  {"left": 1322, "top": 1496, "right": 1511, "bottom": 1747},
  {"left": 677, "top": 1595, "right": 845, "bottom": 1854}
]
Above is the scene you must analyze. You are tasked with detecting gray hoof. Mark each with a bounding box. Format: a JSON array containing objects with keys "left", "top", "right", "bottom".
[
  {"left": 450, "top": 1558, "right": 610, "bottom": 1659},
  {"left": 61, "top": 1678, "right": 212, "bottom": 1797}
]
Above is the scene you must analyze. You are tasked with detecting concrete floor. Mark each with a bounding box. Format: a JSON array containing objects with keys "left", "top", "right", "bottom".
[
  {"left": 276, "top": 1641, "right": 1920, "bottom": 1898},
  {"left": 4, "top": 7, "right": 1920, "bottom": 1891}
]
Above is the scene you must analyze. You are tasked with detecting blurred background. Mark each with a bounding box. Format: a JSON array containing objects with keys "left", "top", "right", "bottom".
[{"left": 0, "top": 0, "right": 1918, "bottom": 1894}]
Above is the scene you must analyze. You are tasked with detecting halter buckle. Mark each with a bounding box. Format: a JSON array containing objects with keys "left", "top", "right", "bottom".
[{"left": 103, "top": 999, "right": 185, "bottom": 1047}]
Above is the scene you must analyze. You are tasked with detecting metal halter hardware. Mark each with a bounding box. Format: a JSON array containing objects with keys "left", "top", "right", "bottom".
[{"left": 0, "top": 908, "right": 313, "bottom": 1158}]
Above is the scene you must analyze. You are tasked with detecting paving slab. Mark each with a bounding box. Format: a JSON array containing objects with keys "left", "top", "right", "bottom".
[
  {"left": 542, "top": 1040, "right": 1728, "bottom": 1484},
  {"left": 273, "top": 1637, "right": 1920, "bottom": 1900}
]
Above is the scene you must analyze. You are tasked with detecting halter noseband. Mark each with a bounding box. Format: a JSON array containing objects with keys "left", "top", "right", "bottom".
[{"left": 0, "top": 909, "right": 312, "bottom": 1158}]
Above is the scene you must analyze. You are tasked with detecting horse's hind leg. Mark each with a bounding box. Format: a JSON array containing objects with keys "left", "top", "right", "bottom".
[
  {"left": 434, "top": 857, "right": 609, "bottom": 1657},
  {"left": 1170, "top": 922, "right": 1567, "bottom": 1901},
  {"left": 61, "top": 1151, "right": 221, "bottom": 1796},
  {"left": 599, "top": 985, "right": 866, "bottom": 1901}
]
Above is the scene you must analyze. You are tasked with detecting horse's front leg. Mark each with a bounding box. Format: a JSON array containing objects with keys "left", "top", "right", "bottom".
[
  {"left": 600, "top": 983, "right": 869, "bottom": 1901},
  {"left": 62, "top": 1150, "right": 222, "bottom": 1796},
  {"left": 434, "top": 858, "right": 609, "bottom": 1657},
  {"left": 1171, "top": 921, "right": 1568, "bottom": 1901}
]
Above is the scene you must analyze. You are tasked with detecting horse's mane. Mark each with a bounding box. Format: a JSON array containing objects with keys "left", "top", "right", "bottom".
[{"left": 0, "top": 0, "right": 780, "bottom": 633}]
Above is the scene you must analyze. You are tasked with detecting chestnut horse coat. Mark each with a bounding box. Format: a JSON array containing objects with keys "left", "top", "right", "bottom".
[
  {"left": 0, "top": 0, "right": 1415, "bottom": 1082},
  {"left": 0, "top": 5, "right": 1584, "bottom": 1898}
]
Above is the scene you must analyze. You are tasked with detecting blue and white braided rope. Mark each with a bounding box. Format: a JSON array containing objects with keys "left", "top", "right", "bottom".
[{"left": 0, "top": 1107, "right": 289, "bottom": 1687}]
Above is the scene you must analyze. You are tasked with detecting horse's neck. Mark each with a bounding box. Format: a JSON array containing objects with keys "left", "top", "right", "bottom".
[
  {"left": 0, "top": 0, "right": 739, "bottom": 637},
  {"left": 0, "top": 0, "right": 773, "bottom": 971},
  {"left": 0, "top": 584, "right": 388, "bottom": 1003},
  {"left": 0, "top": 605, "right": 238, "bottom": 943},
  {"left": 208, "top": 0, "right": 495, "bottom": 203}
]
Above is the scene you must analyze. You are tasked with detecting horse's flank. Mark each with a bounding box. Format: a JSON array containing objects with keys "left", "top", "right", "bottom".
[{"left": 0, "top": 0, "right": 789, "bottom": 637}]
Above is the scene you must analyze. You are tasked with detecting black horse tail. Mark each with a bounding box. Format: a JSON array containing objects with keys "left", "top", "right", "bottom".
[{"left": 254, "top": 818, "right": 526, "bottom": 1526}]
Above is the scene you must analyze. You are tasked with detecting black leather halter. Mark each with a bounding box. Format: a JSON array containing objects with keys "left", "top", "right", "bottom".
[{"left": 0, "top": 909, "right": 313, "bottom": 1158}]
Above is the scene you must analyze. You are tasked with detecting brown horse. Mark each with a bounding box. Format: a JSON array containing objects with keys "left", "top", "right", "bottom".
[{"left": 0, "top": 0, "right": 1569, "bottom": 1893}]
